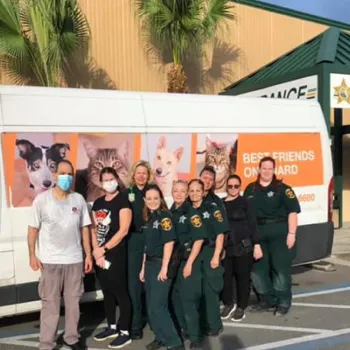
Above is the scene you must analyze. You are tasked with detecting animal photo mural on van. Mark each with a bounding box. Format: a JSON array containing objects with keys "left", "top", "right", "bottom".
[
  {"left": 11, "top": 133, "right": 72, "bottom": 207},
  {"left": 196, "top": 134, "right": 239, "bottom": 193},
  {"left": 141, "top": 134, "right": 191, "bottom": 197},
  {"left": 75, "top": 134, "right": 135, "bottom": 202}
]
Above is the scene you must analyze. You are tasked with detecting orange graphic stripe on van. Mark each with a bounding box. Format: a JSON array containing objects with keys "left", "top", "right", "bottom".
[
  {"left": 2, "top": 133, "right": 16, "bottom": 206},
  {"left": 190, "top": 134, "right": 198, "bottom": 179},
  {"left": 236, "top": 133, "right": 323, "bottom": 188},
  {"left": 133, "top": 134, "right": 141, "bottom": 162}
]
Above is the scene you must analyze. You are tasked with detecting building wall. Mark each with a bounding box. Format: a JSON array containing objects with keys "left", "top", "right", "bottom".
[
  {"left": 0, "top": 1, "right": 327, "bottom": 92},
  {"left": 76, "top": 0, "right": 326, "bottom": 94}
]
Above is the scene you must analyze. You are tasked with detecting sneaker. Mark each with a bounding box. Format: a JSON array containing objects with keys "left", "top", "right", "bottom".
[
  {"left": 62, "top": 340, "right": 86, "bottom": 350},
  {"left": 146, "top": 339, "right": 164, "bottom": 350},
  {"left": 274, "top": 305, "right": 290, "bottom": 316},
  {"left": 94, "top": 328, "right": 119, "bottom": 342},
  {"left": 190, "top": 342, "right": 203, "bottom": 349},
  {"left": 249, "top": 301, "right": 275, "bottom": 313},
  {"left": 231, "top": 308, "right": 246, "bottom": 322},
  {"left": 220, "top": 304, "right": 236, "bottom": 320},
  {"left": 108, "top": 333, "right": 132, "bottom": 349}
]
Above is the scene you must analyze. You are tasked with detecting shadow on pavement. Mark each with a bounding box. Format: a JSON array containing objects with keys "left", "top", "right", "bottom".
[{"left": 202, "top": 334, "right": 246, "bottom": 350}]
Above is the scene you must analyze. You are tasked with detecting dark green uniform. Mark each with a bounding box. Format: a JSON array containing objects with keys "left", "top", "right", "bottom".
[
  {"left": 197, "top": 201, "right": 229, "bottom": 333},
  {"left": 127, "top": 186, "right": 146, "bottom": 335},
  {"left": 203, "top": 191, "right": 226, "bottom": 214},
  {"left": 144, "top": 211, "right": 183, "bottom": 349},
  {"left": 244, "top": 181, "right": 301, "bottom": 309},
  {"left": 170, "top": 201, "right": 207, "bottom": 344}
]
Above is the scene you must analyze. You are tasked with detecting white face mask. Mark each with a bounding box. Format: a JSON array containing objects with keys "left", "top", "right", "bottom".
[{"left": 102, "top": 180, "right": 118, "bottom": 193}]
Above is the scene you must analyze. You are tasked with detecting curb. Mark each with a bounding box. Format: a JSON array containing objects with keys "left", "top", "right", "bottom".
[{"left": 309, "top": 260, "right": 337, "bottom": 272}]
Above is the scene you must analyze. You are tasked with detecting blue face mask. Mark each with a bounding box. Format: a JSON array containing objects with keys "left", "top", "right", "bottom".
[{"left": 56, "top": 174, "right": 73, "bottom": 192}]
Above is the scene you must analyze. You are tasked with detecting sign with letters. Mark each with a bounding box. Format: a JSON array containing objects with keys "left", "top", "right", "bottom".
[{"left": 239, "top": 76, "right": 318, "bottom": 100}]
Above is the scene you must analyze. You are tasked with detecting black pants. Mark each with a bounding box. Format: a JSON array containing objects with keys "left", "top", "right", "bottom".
[
  {"left": 222, "top": 252, "right": 254, "bottom": 310},
  {"left": 95, "top": 245, "right": 131, "bottom": 330}
]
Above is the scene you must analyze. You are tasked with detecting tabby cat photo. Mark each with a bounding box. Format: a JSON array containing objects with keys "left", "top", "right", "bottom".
[
  {"left": 75, "top": 138, "right": 130, "bottom": 202},
  {"left": 197, "top": 135, "right": 238, "bottom": 193}
]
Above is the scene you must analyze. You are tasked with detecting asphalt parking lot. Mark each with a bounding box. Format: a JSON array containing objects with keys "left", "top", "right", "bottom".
[{"left": 2, "top": 264, "right": 350, "bottom": 350}]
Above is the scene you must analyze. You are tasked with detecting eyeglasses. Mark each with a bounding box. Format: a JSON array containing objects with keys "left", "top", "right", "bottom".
[{"left": 227, "top": 184, "right": 240, "bottom": 189}]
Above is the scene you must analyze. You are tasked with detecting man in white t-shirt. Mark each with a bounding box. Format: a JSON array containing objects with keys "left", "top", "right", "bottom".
[{"left": 28, "top": 159, "right": 92, "bottom": 350}]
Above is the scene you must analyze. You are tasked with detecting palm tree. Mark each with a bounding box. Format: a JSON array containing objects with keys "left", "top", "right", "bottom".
[
  {"left": 134, "top": 0, "right": 235, "bottom": 93},
  {"left": 0, "top": 0, "right": 112, "bottom": 88}
]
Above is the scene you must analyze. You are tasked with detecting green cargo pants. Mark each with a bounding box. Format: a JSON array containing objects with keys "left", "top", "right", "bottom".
[
  {"left": 251, "top": 224, "right": 296, "bottom": 308},
  {"left": 171, "top": 259, "right": 203, "bottom": 343},
  {"left": 201, "top": 246, "right": 224, "bottom": 333},
  {"left": 145, "top": 261, "right": 183, "bottom": 348},
  {"left": 127, "top": 233, "right": 145, "bottom": 333}
]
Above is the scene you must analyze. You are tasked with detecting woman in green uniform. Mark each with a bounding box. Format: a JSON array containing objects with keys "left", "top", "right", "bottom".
[
  {"left": 188, "top": 179, "right": 229, "bottom": 336},
  {"left": 139, "top": 184, "right": 185, "bottom": 350},
  {"left": 199, "top": 165, "right": 226, "bottom": 211},
  {"left": 127, "top": 160, "right": 154, "bottom": 339},
  {"left": 243, "top": 156, "right": 301, "bottom": 316},
  {"left": 170, "top": 180, "right": 206, "bottom": 349}
]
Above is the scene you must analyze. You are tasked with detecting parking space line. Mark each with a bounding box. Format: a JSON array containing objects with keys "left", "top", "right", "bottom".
[
  {"left": 293, "top": 285, "right": 350, "bottom": 298},
  {"left": 293, "top": 302, "right": 350, "bottom": 309},
  {"left": 0, "top": 332, "right": 41, "bottom": 341},
  {"left": 236, "top": 327, "right": 350, "bottom": 350},
  {"left": 0, "top": 340, "right": 40, "bottom": 348},
  {"left": 223, "top": 322, "right": 329, "bottom": 334}
]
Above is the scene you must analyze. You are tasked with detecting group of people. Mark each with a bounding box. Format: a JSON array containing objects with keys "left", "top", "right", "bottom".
[{"left": 28, "top": 155, "right": 301, "bottom": 350}]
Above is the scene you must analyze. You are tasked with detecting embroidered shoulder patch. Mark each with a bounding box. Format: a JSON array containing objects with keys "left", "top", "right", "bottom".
[
  {"left": 161, "top": 217, "right": 172, "bottom": 231},
  {"left": 191, "top": 215, "right": 202, "bottom": 228},
  {"left": 213, "top": 210, "right": 223, "bottom": 222},
  {"left": 285, "top": 188, "right": 296, "bottom": 199}
]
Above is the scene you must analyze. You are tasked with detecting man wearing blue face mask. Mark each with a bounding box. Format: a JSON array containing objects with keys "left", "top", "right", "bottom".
[{"left": 27, "top": 159, "right": 93, "bottom": 350}]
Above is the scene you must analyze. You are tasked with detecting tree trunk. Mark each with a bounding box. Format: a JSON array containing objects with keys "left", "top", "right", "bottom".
[{"left": 167, "top": 63, "right": 188, "bottom": 93}]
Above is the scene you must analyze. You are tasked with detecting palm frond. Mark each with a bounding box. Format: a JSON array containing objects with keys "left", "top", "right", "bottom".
[
  {"left": 134, "top": 0, "right": 235, "bottom": 68},
  {"left": 0, "top": 0, "right": 96, "bottom": 87}
]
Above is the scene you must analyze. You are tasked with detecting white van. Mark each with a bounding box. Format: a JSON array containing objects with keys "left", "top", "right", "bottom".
[{"left": 0, "top": 85, "right": 334, "bottom": 318}]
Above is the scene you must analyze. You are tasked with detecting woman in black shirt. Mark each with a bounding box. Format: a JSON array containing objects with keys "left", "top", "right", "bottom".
[
  {"left": 221, "top": 175, "right": 263, "bottom": 322},
  {"left": 91, "top": 167, "right": 132, "bottom": 349}
]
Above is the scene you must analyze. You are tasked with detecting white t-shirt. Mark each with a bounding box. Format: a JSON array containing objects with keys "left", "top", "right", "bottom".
[{"left": 29, "top": 189, "right": 91, "bottom": 264}]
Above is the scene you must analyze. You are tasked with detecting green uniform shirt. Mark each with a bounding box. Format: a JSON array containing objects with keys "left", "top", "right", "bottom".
[
  {"left": 203, "top": 191, "right": 229, "bottom": 229},
  {"left": 170, "top": 201, "right": 207, "bottom": 245},
  {"left": 127, "top": 186, "right": 145, "bottom": 232},
  {"left": 203, "top": 191, "right": 225, "bottom": 212},
  {"left": 243, "top": 181, "right": 301, "bottom": 220},
  {"left": 144, "top": 211, "right": 176, "bottom": 258},
  {"left": 195, "top": 202, "right": 229, "bottom": 241}
]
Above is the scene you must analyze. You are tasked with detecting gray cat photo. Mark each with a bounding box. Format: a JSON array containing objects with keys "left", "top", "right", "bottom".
[{"left": 75, "top": 137, "right": 130, "bottom": 202}]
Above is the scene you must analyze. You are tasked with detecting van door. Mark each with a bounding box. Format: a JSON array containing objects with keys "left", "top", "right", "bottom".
[{"left": 0, "top": 134, "right": 16, "bottom": 317}]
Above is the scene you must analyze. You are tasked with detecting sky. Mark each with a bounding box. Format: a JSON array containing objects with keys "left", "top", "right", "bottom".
[{"left": 253, "top": 0, "right": 350, "bottom": 25}]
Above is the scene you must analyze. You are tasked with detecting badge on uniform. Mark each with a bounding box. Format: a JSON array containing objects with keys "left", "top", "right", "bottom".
[
  {"left": 128, "top": 193, "right": 135, "bottom": 202},
  {"left": 190, "top": 215, "right": 202, "bottom": 228},
  {"left": 213, "top": 210, "right": 223, "bottom": 222},
  {"left": 203, "top": 211, "right": 210, "bottom": 219},
  {"left": 179, "top": 215, "right": 187, "bottom": 224},
  {"left": 267, "top": 191, "right": 274, "bottom": 197},
  {"left": 285, "top": 188, "right": 296, "bottom": 199},
  {"left": 161, "top": 218, "right": 172, "bottom": 231}
]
